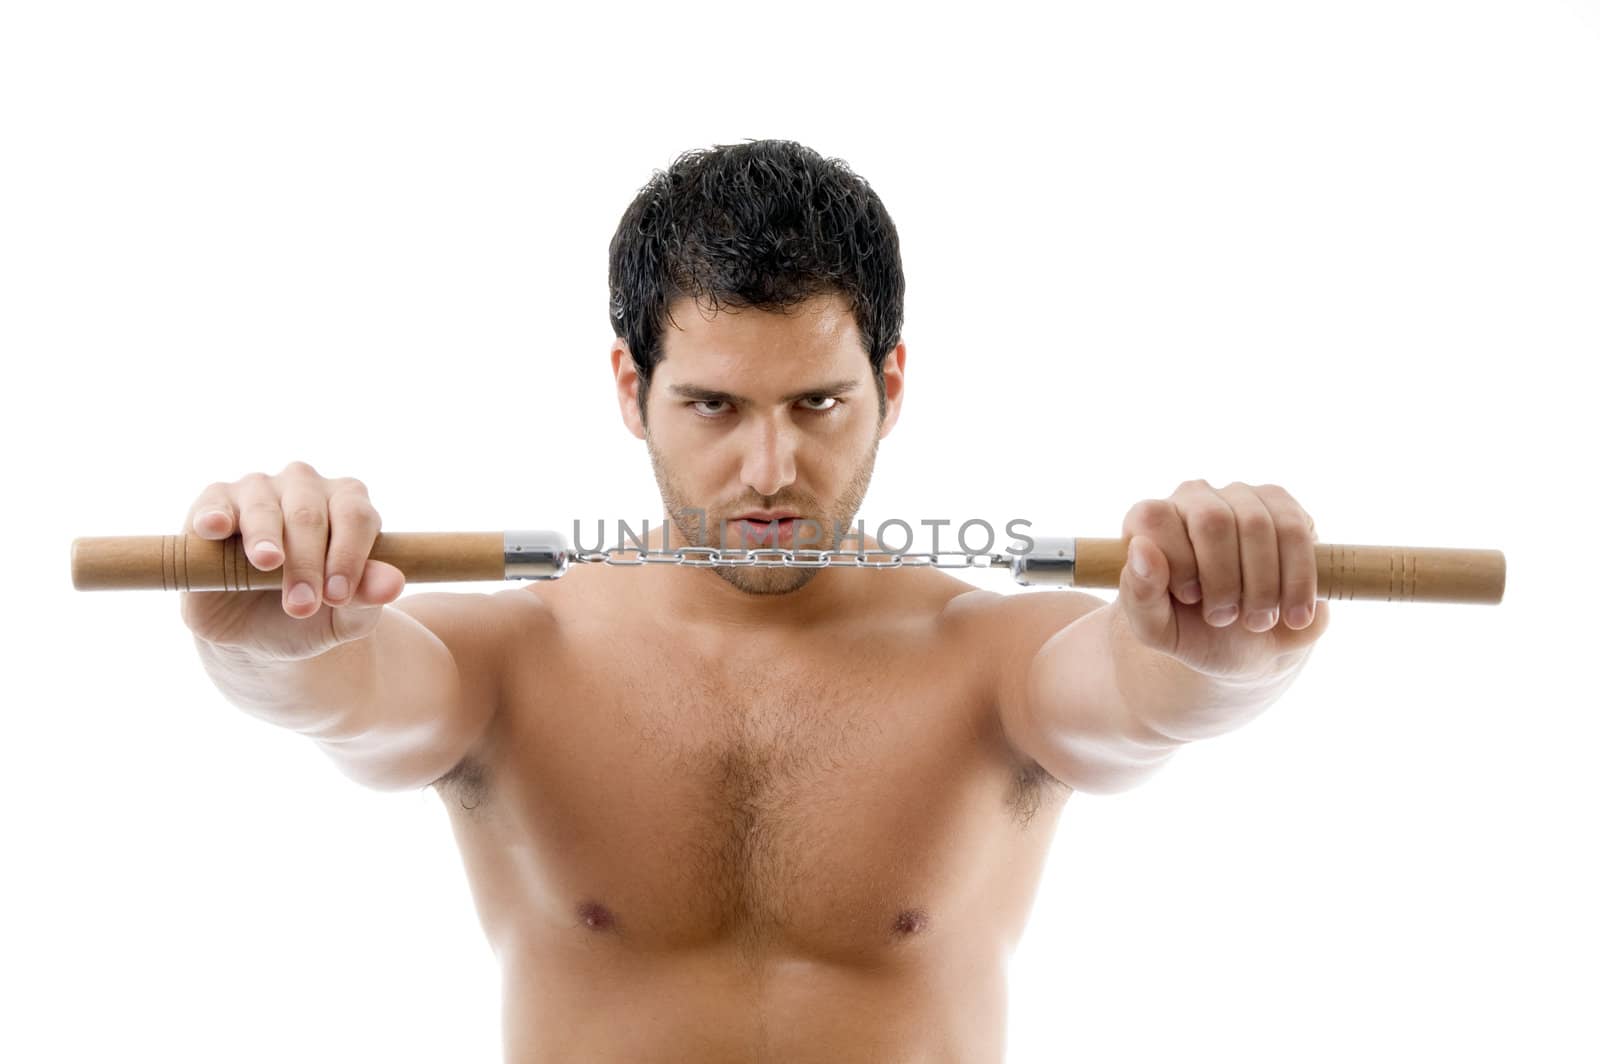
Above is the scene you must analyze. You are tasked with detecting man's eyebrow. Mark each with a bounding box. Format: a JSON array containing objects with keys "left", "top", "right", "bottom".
[{"left": 666, "top": 379, "right": 861, "bottom": 404}]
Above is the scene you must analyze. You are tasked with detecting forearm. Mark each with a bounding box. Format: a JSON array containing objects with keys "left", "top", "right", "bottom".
[
  {"left": 1104, "top": 601, "right": 1308, "bottom": 743},
  {"left": 193, "top": 607, "right": 441, "bottom": 740}
]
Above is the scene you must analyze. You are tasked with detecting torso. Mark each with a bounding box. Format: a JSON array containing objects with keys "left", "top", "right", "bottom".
[{"left": 435, "top": 561, "right": 1073, "bottom": 1063}]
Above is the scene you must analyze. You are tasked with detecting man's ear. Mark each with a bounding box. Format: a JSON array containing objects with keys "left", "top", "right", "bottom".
[
  {"left": 876, "top": 341, "right": 907, "bottom": 439},
  {"left": 612, "top": 341, "right": 646, "bottom": 440}
]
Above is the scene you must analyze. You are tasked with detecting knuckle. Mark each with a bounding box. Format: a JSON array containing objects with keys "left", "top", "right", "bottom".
[
  {"left": 1194, "top": 507, "right": 1233, "bottom": 537},
  {"left": 1279, "top": 520, "right": 1315, "bottom": 547},
  {"left": 285, "top": 504, "right": 328, "bottom": 528},
  {"left": 286, "top": 545, "right": 324, "bottom": 573},
  {"left": 239, "top": 471, "right": 272, "bottom": 489},
  {"left": 1237, "top": 511, "right": 1274, "bottom": 538},
  {"left": 280, "top": 459, "right": 319, "bottom": 478},
  {"left": 1247, "top": 570, "right": 1280, "bottom": 596},
  {"left": 334, "top": 509, "right": 381, "bottom": 534},
  {"left": 328, "top": 498, "right": 381, "bottom": 529},
  {"left": 241, "top": 500, "right": 280, "bottom": 519},
  {"left": 328, "top": 489, "right": 376, "bottom": 514},
  {"left": 323, "top": 548, "right": 357, "bottom": 571},
  {"left": 1124, "top": 499, "right": 1168, "bottom": 532}
]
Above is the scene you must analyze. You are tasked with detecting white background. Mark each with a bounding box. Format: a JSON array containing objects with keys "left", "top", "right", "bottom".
[{"left": 3, "top": 1, "right": 1594, "bottom": 1061}]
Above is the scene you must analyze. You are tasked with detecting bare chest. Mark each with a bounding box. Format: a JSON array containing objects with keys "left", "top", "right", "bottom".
[{"left": 441, "top": 612, "right": 1066, "bottom": 967}]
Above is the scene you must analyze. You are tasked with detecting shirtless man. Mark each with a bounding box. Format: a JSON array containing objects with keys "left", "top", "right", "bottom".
[{"left": 181, "top": 139, "right": 1331, "bottom": 1062}]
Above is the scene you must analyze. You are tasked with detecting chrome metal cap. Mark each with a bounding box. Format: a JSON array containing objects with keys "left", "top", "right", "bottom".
[
  {"left": 1010, "top": 536, "right": 1076, "bottom": 587},
  {"left": 503, "top": 530, "right": 571, "bottom": 581}
]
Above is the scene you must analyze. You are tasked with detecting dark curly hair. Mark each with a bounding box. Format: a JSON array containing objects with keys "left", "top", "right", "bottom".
[{"left": 607, "top": 138, "right": 905, "bottom": 425}]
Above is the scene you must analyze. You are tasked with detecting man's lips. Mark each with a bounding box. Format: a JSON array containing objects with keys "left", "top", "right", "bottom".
[{"left": 725, "top": 515, "right": 803, "bottom": 546}]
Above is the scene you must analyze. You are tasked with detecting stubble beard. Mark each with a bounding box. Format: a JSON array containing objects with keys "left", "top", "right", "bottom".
[{"left": 645, "top": 431, "right": 879, "bottom": 596}]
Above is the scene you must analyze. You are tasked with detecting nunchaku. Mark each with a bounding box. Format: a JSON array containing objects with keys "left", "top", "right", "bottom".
[{"left": 69, "top": 530, "right": 1507, "bottom": 604}]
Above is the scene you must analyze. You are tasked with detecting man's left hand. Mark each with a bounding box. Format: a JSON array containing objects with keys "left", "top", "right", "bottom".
[{"left": 1116, "top": 480, "right": 1334, "bottom": 682}]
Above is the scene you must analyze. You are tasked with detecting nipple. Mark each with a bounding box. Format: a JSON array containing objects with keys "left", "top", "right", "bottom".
[
  {"left": 891, "top": 908, "right": 929, "bottom": 936},
  {"left": 577, "top": 901, "right": 616, "bottom": 932}
]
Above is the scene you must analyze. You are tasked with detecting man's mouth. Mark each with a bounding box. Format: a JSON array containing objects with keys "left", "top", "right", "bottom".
[{"left": 728, "top": 515, "right": 801, "bottom": 547}]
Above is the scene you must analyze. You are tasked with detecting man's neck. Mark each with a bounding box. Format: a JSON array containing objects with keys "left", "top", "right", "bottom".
[{"left": 628, "top": 521, "right": 869, "bottom": 634}]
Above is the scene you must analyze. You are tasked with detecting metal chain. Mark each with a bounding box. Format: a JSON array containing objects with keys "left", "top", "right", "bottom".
[{"left": 571, "top": 546, "right": 1010, "bottom": 570}]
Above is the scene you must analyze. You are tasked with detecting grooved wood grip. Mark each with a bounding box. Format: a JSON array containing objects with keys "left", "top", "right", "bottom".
[
  {"left": 69, "top": 532, "right": 506, "bottom": 591},
  {"left": 1072, "top": 538, "right": 1505, "bottom": 604}
]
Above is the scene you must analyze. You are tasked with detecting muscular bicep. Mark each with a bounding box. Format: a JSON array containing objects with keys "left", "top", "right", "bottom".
[
  {"left": 950, "top": 587, "right": 1107, "bottom": 780},
  {"left": 313, "top": 588, "right": 522, "bottom": 791},
  {"left": 991, "top": 590, "right": 1108, "bottom": 756}
]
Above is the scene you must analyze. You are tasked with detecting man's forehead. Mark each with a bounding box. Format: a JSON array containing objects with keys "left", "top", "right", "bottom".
[{"left": 657, "top": 292, "right": 866, "bottom": 383}]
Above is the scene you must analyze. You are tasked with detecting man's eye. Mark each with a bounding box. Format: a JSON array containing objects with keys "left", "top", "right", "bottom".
[{"left": 689, "top": 397, "right": 837, "bottom": 416}]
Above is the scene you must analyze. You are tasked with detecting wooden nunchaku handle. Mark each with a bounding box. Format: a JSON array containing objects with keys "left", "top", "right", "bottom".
[
  {"left": 69, "top": 532, "right": 533, "bottom": 591},
  {"left": 1035, "top": 538, "right": 1505, "bottom": 604},
  {"left": 70, "top": 531, "right": 1507, "bottom": 604}
]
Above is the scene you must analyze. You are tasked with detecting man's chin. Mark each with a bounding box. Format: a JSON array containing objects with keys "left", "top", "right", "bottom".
[{"left": 711, "top": 564, "right": 821, "bottom": 596}]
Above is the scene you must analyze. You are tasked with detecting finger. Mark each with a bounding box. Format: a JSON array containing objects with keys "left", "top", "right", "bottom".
[
  {"left": 1121, "top": 498, "right": 1200, "bottom": 604},
  {"left": 327, "top": 559, "right": 408, "bottom": 643},
  {"left": 1173, "top": 480, "right": 1241, "bottom": 627},
  {"left": 322, "top": 479, "right": 379, "bottom": 606},
  {"left": 347, "top": 558, "right": 407, "bottom": 606},
  {"left": 1118, "top": 534, "right": 1176, "bottom": 654},
  {"left": 1256, "top": 485, "right": 1319, "bottom": 630},
  {"left": 187, "top": 483, "right": 236, "bottom": 538},
  {"left": 276, "top": 481, "right": 329, "bottom": 619},
  {"left": 1219, "top": 482, "right": 1280, "bottom": 632},
  {"left": 234, "top": 473, "right": 284, "bottom": 571}
]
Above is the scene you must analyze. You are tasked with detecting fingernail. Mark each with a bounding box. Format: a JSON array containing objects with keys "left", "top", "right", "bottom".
[
  {"left": 1288, "top": 605, "right": 1312, "bottom": 629},
  {"left": 1246, "top": 609, "right": 1277, "bottom": 632},
  {"left": 253, "top": 540, "right": 279, "bottom": 560},
  {"left": 1180, "top": 581, "right": 1203, "bottom": 604},
  {"left": 196, "top": 510, "right": 227, "bottom": 532},
  {"left": 288, "top": 582, "right": 315, "bottom": 608},
  {"left": 326, "top": 574, "right": 349, "bottom": 601},
  {"left": 1208, "top": 604, "right": 1238, "bottom": 627}
]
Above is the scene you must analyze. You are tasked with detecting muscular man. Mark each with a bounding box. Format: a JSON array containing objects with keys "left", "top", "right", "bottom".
[{"left": 182, "top": 138, "right": 1331, "bottom": 1062}]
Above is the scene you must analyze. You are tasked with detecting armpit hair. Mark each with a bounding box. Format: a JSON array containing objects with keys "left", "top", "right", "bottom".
[
  {"left": 434, "top": 756, "right": 490, "bottom": 814},
  {"left": 1008, "top": 756, "right": 1068, "bottom": 829}
]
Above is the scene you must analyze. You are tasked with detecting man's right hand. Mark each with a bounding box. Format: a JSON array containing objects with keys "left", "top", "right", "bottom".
[{"left": 178, "top": 460, "right": 407, "bottom": 661}]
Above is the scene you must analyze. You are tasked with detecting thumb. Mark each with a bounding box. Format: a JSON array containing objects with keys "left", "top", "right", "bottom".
[
  {"left": 1117, "top": 535, "right": 1176, "bottom": 654},
  {"left": 328, "top": 559, "right": 407, "bottom": 645}
]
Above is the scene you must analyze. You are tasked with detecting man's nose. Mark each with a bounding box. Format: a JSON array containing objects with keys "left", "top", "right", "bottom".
[{"left": 740, "top": 417, "right": 798, "bottom": 497}]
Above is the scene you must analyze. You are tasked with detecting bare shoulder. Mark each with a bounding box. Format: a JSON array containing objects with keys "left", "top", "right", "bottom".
[
  {"left": 387, "top": 584, "right": 552, "bottom": 666},
  {"left": 937, "top": 581, "right": 1109, "bottom": 778},
  {"left": 919, "top": 574, "right": 1108, "bottom": 713},
  {"left": 936, "top": 581, "right": 1108, "bottom": 657}
]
